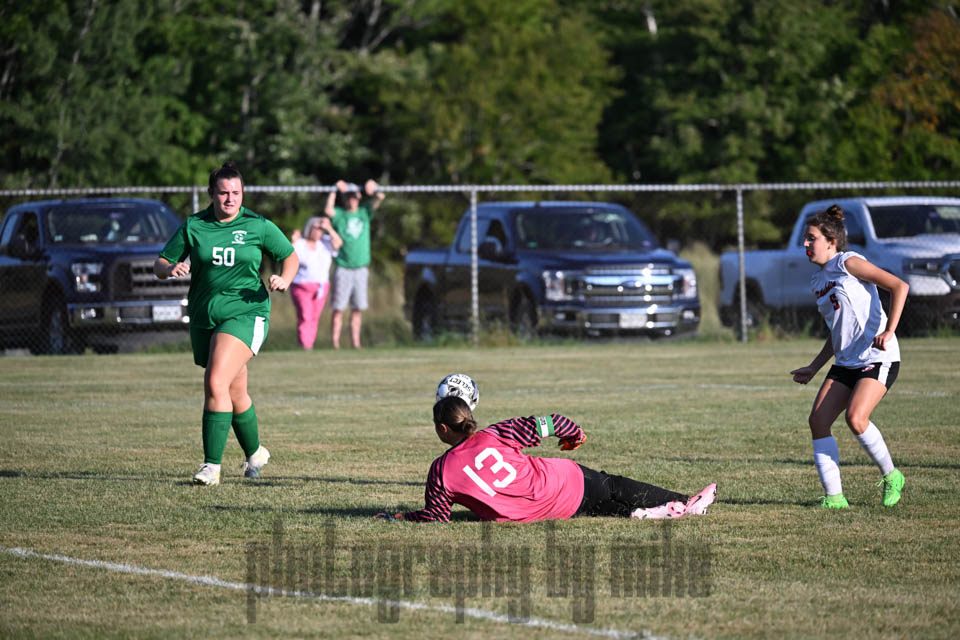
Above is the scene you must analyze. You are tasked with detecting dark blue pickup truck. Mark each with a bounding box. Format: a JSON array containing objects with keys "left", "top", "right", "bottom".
[
  {"left": 403, "top": 201, "right": 700, "bottom": 339},
  {"left": 0, "top": 198, "right": 191, "bottom": 354}
]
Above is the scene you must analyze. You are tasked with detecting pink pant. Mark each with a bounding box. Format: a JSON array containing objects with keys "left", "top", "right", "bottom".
[{"left": 290, "top": 282, "right": 331, "bottom": 349}]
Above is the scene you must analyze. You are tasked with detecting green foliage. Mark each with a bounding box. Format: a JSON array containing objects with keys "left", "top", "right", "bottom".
[
  {"left": 371, "top": 0, "right": 618, "bottom": 187},
  {"left": 1, "top": 0, "right": 957, "bottom": 252},
  {"left": 816, "top": 8, "right": 960, "bottom": 181}
]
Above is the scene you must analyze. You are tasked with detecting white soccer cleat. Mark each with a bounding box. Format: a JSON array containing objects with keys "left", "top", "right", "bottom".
[
  {"left": 684, "top": 483, "right": 717, "bottom": 516},
  {"left": 242, "top": 446, "right": 270, "bottom": 479},
  {"left": 630, "top": 501, "right": 686, "bottom": 520},
  {"left": 193, "top": 463, "right": 221, "bottom": 486}
]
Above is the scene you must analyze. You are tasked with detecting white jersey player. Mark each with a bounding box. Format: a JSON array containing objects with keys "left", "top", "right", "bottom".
[{"left": 789, "top": 204, "right": 909, "bottom": 509}]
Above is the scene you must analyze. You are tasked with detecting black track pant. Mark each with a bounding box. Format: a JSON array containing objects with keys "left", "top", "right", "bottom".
[{"left": 574, "top": 464, "right": 688, "bottom": 517}]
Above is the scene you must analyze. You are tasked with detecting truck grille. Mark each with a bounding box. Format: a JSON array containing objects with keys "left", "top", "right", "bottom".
[
  {"left": 111, "top": 258, "right": 190, "bottom": 300},
  {"left": 581, "top": 264, "right": 677, "bottom": 306},
  {"left": 584, "top": 264, "right": 672, "bottom": 276}
]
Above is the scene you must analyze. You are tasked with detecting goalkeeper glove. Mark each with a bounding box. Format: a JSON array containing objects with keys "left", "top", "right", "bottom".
[
  {"left": 558, "top": 433, "right": 587, "bottom": 451},
  {"left": 374, "top": 512, "right": 403, "bottom": 521}
]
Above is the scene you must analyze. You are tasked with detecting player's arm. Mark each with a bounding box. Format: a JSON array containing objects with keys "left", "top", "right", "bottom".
[
  {"left": 488, "top": 414, "right": 586, "bottom": 450},
  {"left": 400, "top": 458, "right": 453, "bottom": 522},
  {"left": 844, "top": 256, "right": 909, "bottom": 349},
  {"left": 791, "top": 337, "right": 834, "bottom": 384},
  {"left": 154, "top": 257, "right": 189, "bottom": 279},
  {"left": 269, "top": 251, "right": 299, "bottom": 292},
  {"left": 155, "top": 221, "right": 189, "bottom": 279}
]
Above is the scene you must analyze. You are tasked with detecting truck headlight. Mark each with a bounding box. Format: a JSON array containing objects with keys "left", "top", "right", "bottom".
[
  {"left": 675, "top": 267, "right": 698, "bottom": 299},
  {"left": 543, "top": 270, "right": 572, "bottom": 301},
  {"left": 71, "top": 262, "right": 103, "bottom": 293}
]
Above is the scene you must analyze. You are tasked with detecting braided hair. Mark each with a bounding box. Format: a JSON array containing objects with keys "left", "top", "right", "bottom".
[{"left": 805, "top": 204, "right": 847, "bottom": 251}]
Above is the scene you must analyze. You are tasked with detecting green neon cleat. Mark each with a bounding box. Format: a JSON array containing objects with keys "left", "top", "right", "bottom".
[
  {"left": 819, "top": 493, "right": 849, "bottom": 509},
  {"left": 878, "top": 469, "right": 905, "bottom": 507}
]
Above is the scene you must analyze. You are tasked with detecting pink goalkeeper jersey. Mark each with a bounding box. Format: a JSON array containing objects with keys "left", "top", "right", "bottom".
[{"left": 403, "top": 414, "right": 586, "bottom": 523}]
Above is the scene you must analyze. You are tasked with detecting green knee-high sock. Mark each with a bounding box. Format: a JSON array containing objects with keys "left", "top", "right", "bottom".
[
  {"left": 232, "top": 403, "right": 261, "bottom": 457},
  {"left": 202, "top": 410, "right": 233, "bottom": 464}
]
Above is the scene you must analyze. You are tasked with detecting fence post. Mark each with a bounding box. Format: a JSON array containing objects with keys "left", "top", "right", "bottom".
[
  {"left": 469, "top": 189, "right": 479, "bottom": 347},
  {"left": 192, "top": 186, "right": 199, "bottom": 214},
  {"left": 736, "top": 187, "right": 747, "bottom": 343}
]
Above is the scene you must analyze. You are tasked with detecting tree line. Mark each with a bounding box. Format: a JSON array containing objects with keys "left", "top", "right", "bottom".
[{"left": 2, "top": 0, "right": 958, "bottom": 259}]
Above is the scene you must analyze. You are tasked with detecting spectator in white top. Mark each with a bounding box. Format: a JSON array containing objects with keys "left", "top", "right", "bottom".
[{"left": 289, "top": 216, "right": 342, "bottom": 349}]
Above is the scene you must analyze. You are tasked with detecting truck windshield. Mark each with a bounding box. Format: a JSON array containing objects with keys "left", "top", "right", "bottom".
[
  {"left": 515, "top": 209, "right": 656, "bottom": 251},
  {"left": 869, "top": 204, "right": 960, "bottom": 238},
  {"left": 46, "top": 204, "right": 180, "bottom": 244}
]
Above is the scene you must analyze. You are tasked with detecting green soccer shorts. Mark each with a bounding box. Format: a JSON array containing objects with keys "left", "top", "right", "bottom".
[{"left": 190, "top": 314, "right": 269, "bottom": 368}]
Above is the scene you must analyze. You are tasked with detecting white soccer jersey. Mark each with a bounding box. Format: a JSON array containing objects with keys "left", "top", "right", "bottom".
[{"left": 810, "top": 251, "right": 900, "bottom": 367}]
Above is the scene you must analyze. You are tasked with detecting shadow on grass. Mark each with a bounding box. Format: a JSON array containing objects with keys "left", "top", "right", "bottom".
[
  {"left": 0, "top": 469, "right": 425, "bottom": 487},
  {"left": 658, "top": 457, "right": 960, "bottom": 470},
  {"left": 204, "top": 504, "right": 480, "bottom": 521}
]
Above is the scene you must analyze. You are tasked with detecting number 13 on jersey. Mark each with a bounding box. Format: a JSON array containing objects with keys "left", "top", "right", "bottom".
[{"left": 462, "top": 447, "right": 517, "bottom": 496}]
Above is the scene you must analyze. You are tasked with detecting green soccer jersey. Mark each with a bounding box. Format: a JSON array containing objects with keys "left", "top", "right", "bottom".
[
  {"left": 159, "top": 205, "right": 294, "bottom": 328},
  {"left": 330, "top": 203, "right": 375, "bottom": 269}
]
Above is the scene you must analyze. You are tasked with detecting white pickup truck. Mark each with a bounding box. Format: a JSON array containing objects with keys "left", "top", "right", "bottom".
[{"left": 719, "top": 196, "right": 960, "bottom": 334}]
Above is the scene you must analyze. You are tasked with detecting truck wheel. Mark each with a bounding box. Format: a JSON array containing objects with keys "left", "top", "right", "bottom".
[
  {"left": 34, "top": 298, "right": 76, "bottom": 355},
  {"left": 510, "top": 295, "right": 538, "bottom": 340},
  {"left": 412, "top": 294, "right": 438, "bottom": 342},
  {"left": 732, "top": 293, "right": 768, "bottom": 333}
]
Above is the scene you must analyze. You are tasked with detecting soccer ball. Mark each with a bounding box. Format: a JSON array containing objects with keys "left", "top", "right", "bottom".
[{"left": 436, "top": 373, "right": 479, "bottom": 411}]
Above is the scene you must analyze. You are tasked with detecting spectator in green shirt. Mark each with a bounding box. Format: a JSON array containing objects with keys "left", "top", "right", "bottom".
[{"left": 324, "top": 179, "right": 385, "bottom": 349}]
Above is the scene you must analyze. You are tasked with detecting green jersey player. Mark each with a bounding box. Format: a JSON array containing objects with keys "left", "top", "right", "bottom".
[{"left": 155, "top": 162, "right": 298, "bottom": 486}]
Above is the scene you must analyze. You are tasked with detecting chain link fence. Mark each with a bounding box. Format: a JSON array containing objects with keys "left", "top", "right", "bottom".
[{"left": 1, "top": 182, "right": 958, "bottom": 355}]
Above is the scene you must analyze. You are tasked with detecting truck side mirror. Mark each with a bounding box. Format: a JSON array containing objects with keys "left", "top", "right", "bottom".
[
  {"left": 478, "top": 238, "right": 504, "bottom": 261},
  {"left": 9, "top": 232, "right": 37, "bottom": 259}
]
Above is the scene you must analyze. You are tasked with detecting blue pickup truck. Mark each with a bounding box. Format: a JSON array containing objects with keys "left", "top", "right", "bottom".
[
  {"left": 0, "top": 198, "right": 191, "bottom": 354},
  {"left": 403, "top": 201, "right": 700, "bottom": 339}
]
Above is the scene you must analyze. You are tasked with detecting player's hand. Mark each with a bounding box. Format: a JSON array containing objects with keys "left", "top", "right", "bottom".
[
  {"left": 268, "top": 275, "right": 289, "bottom": 291},
  {"left": 558, "top": 433, "right": 586, "bottom": 451},
  {"left": 374, "top": 512, "right": 402, "bottom": 521},
  {"left": 790, "top": 366, "right": 816, "bottom": 385},
  {"left": 168, "top": 262, "right": 190, "bottom": 278},
  {"left": 873, "top": 330, "right": 894, "bottom": 350}
]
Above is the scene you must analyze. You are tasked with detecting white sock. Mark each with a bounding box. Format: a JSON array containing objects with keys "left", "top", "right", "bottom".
[
  {"left": 813, "top": 436, "right": 843, "bottom": 496},
  {"left": 856, "top": 422, "right": 895, "bottom": 476}
]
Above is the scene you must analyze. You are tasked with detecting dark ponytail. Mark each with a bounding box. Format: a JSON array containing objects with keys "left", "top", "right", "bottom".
[
  {"left": 805, "top": 204, "right": 847, "bottom": 251},
  {"left": 433, "top": 396, "right": 478, "bottom": 436},
  {"left": 208, "top": 161, "right": 244, "bottom": 196}
]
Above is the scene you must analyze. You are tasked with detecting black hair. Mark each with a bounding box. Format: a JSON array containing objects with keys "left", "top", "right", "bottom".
[
  {"left": 433, "top": 396, "right": 478, "bottom": 436},
  {"left": 805, "top": 204, "right": 847, "bottom": 251},
  {"left": 207, "top": 161, "right": 244, "bottom": 196}
]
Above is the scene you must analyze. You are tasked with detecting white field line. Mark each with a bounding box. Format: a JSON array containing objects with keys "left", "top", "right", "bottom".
[{"left": 2, "top": 546, "right": 665, "bottom": 640}]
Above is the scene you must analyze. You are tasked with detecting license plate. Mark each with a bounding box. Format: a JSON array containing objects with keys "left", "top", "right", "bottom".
[
  {"left": 619, "top": 313, "right": 648, "bottom": 329},
  {"left": 152, "top": 305, "right": 183, "bottom": 322}
]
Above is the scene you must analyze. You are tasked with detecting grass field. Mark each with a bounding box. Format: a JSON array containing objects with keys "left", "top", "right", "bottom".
[{"left": 1, "top": 339, "right": 958, "bottom": 639}]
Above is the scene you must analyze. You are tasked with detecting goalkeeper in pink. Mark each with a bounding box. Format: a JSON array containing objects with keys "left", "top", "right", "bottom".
[{"left": 379, "top": 396, "right": 716, "bottom": 523}]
